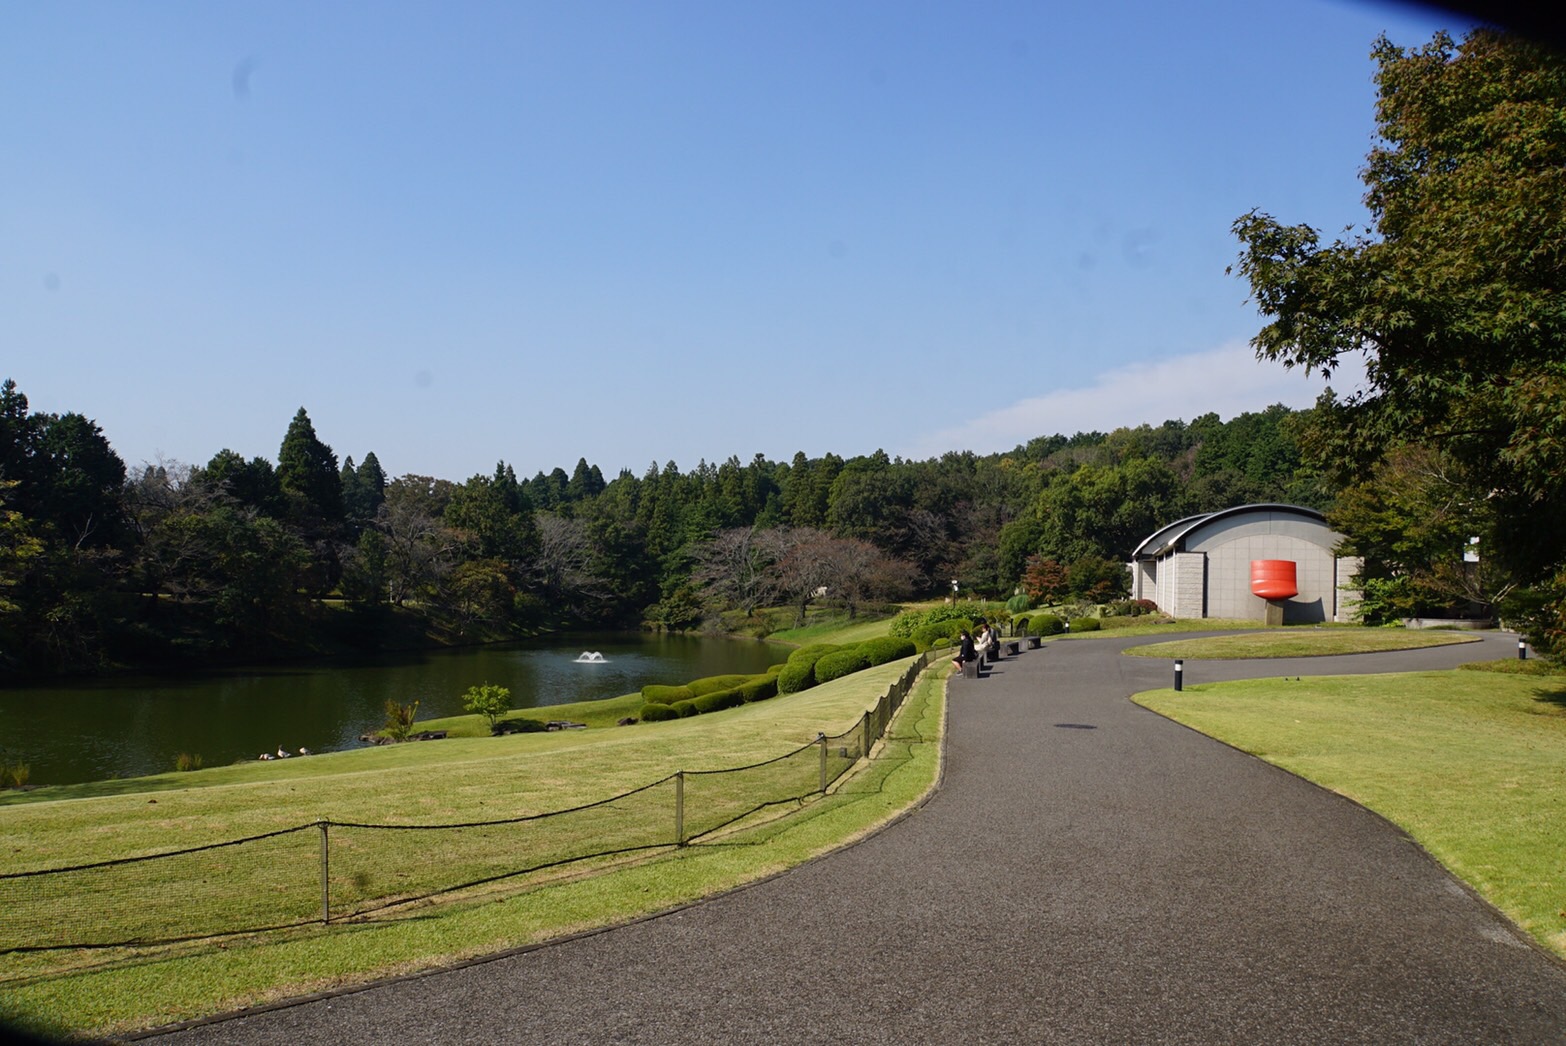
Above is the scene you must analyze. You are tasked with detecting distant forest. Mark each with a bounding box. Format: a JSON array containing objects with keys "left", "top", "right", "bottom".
[{"left": 0, "top": 376, "right": 1320, "bottom": 676}]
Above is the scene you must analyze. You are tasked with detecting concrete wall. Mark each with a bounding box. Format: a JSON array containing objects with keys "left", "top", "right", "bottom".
[
  {"left": 1335, "top": 555, "right": 1364, "bottom": 623},
  {"left": 1183, "top": 514, "right": 1338, "bottom": 623},
  {"left": 1164, "top": 552, "right": 1206, "bottom": 619}
]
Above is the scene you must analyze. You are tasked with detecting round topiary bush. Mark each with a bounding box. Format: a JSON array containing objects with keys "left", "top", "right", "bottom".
[
  {"left": 1068, "top": 616, "right": 1102, "bottom": 632},
  {"left": 776, "top": 660, "right": 816, "bottom": 695},
  {"left": 672, "top": 699, "right": 700, "bottom": 717},
  {"left": 856, "top": 636, "right": 919, "bottom": 666},
  {"left": 1031, "top": 613, "right": 1065, "bottom": 636},
  {"left": 642, "top": 684, "right": 695, "bottom": 704},
  {"left": 787, "top": 643, "right": 841, "bottom": 664},
  {"left": 911, "top": 623, "right": 951, "bottom": 649},
  {"left": 814, "top": 649, "right": 872, "bottom": 683}
]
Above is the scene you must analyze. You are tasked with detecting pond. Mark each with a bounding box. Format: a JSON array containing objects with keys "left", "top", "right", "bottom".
[{"left": 0, "top": 633, "right": 787, "bottom": 787}]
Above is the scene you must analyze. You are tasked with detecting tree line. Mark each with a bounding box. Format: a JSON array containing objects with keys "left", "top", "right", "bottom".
[{"left": 0, "top": 380, "right": 1322, "bottom": 677}]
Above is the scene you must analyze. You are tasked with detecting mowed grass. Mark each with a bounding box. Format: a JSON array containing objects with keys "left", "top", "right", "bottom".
[
  {"left": 1136, "top": 668, "right": 1566, "bottom": 957},
  {"left": 0, "top": 657, "right": 949, "bottom": 1038},
  {"left": 1124, "top": 628, "right": 1479, "bottom": 659}
]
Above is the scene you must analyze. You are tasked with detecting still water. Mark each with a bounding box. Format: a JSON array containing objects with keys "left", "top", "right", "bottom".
[{"left": 0, "top": 634, "right": 786, "bottom": 786}]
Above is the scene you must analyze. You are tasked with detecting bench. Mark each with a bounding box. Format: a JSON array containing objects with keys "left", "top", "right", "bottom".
[
  {"left": 1026, "top": 635, "right": 1042, "bottom": 649},
  {"left": 1004, "top": 640, "right": 1021, "bottom": 656}
]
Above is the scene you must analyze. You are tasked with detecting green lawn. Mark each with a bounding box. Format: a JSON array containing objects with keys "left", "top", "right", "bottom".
[
  {"left": 1124, "top": 628, "right": 1479, "bottom": 659},
  {"left": 0, "top": 654, "right": 947, "bottom": 1039},
  {"left": 1136, "top": 668, "right": 1566, "bottom": 958}
]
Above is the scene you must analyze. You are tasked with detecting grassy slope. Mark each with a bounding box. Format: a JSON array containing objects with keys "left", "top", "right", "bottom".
[
  {"left": 1136, "top": 668, "right": 1566, "bottom": 958},
  {"left": 1, "top": 615, "right": 950, "bottom": 1037}
]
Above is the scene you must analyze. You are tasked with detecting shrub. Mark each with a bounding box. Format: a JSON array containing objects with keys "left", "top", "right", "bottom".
[
  {"left": 1031, "top": 613, "right": 1065, "bottom": 636},
  {"left": 787, "top": 643, "right": 841, "bottom": 664},
  {"left": 382, "top": 699, "right": 420, "bottom": 742},
  {"left": 1134, "top": 598, "right": 1158, "bottom": 614},
  {"left": 174, "top": 753, "right": 203, "bottom": 773},
  {"left": 688, "top": 674, "right": 753, "bottom": 697},
  {"left": 856, "top": 636, "right": 918, "bottom": 666},
  {"left": 672, "top": 699, "right": 700, "bottom": 718},
  {"left": 911, "top": 623, "right": 953, "bottom": 649},
  {"left": 740, "top": 675, "right": 778, "bottom": 702},
  {"left": 693, "top": 688, "right": 745, "bottom": 714},
  {"left": 642, "top": 684, "right": 695, "bottom": 705},
  {"left": 814, "top": 649, "right": 872, "bottom": 683},
  {"left": 1, "top": 762, "right": 30, "bottom": 788},
  {"left": 462, "top": 683, "right": 512, "bottom": 731},
  {"left": 641, "top": 702, "right": 679, "bottom": 722},
  {"left": 778, "top": 644, "right": 841, "bottom": 695},
  {"left": 776, "top": 660, "right": 816, "bottom": 695},
  {"left": 889, "top": 609, "right": 926, "bottom": 638},
  {"left": 1068, "top": 616, "right": 1102, "bottom": 632},
  {"left": 1006, "top": 593, "right": 1031, "bottom": 614}
]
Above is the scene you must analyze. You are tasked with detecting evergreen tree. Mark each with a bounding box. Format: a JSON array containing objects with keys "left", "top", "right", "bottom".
[{"left": 277, "top": 408, "right": 343, "bottom": 523}]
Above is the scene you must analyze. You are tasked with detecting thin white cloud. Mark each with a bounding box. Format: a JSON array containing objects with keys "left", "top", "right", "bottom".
[{"left": 903, "top": 342, "right": 1369, "bottom": 460}]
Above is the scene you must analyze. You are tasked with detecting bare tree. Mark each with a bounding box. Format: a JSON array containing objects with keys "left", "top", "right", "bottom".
[
  {"left": 533, "top": 512, "right": 612, "bottom": 612},
  {"left": 822, "top": 536, "right": 914, "bottom": 618},
  {"left": 689, "top": 525, "right": 780, "bottom": 617},
  {"left": 765, "top": 527, "right": 838, "bottom": 627}
]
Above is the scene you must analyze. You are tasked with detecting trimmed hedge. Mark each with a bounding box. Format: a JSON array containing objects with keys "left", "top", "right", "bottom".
[
  {"left": 889, "top": 601, "right": 996, "bottom": 637},
  {"left": 688, "top": 674, "right": 753, "bottom": 697},
  {"left": 693, "top": 688, "right": 745, "bottom": 714},
  {"left": 672, "top": 699, "right": 700, "bottom": 717},
  {"left": 787, "top": 643, "right": 841, "bottom": 664},
  {"left": 814, "top": 649, "right": 872, "bottom": 684},
  {"left": 1031, "top": 613, "right": 1065, "bottom": 636},
  {"left": 642, "top": 684, "right": 695, "bottom": 704},
  {"left": 1067, "top": 617, "right": 1101, "bottom": 632},
  {"left": 640, "top": 702, "right": 679, "bottom": 722},
  {"left": 856, "top": 636, "right": 918, "bottom": 666},
  {"left": 739, "top": 675, "right": 778, "bottom": 702},
  {"left": 776, "top": 660, "right": 816, "bottom": 695}
]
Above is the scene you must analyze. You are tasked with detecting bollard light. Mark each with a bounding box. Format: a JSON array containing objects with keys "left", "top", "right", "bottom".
[
  {"left": 1519, "top": 639, "right": 1528, "bottom": 661},
  {"left": 1174, "top": 658, "right": 1184, "bottom": 692}
]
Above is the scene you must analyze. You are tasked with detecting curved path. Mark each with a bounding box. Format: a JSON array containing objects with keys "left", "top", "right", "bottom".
[{"left": 157, "top": 632, "right": 1566, "bottom": 1044}]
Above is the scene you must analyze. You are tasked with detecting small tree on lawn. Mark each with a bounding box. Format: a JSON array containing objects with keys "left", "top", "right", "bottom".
[
  {"left": 382, "top": 698, "right": 420, "bottom": 742},
  {"left": 463, "top": 683, "right": 512, "bottom": 734}
]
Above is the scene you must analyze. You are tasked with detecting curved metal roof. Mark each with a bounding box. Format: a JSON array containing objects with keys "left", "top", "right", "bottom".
[{"left": 1130, "top": 503, "right": 1329, "bottom": 560}]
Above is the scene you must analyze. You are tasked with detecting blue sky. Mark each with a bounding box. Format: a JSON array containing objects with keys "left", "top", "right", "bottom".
[{"left": 3, "top": 1, "right": 1472, "bottom": 482}]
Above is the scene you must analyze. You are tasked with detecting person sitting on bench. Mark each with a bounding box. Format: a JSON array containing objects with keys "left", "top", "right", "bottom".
[{"left": 952, "top": 629, "right": 977, "bottom": 672}]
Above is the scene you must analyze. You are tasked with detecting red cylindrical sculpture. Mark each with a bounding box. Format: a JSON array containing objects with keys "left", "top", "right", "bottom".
[{"left": 1251, "top": 560, "right": 1298, "bottom": 601}]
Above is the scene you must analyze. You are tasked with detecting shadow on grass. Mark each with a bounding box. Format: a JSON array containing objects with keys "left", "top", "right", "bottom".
[{"left": 1531, "top": 684, "right": 1566, "bottom": 711}]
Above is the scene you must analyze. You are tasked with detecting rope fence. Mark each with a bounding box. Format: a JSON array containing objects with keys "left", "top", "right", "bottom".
[{"left": 0, "top": 653, "right": 934, "bottom": 954}]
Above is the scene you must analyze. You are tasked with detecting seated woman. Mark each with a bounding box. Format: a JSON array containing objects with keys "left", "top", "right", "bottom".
[{"left": 951, "top": 629, "right": 977, "bottom": 671}]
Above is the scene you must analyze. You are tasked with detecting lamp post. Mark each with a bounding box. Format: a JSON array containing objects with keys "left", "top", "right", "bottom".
[
  {"left": 1174, "top": 658, "right": 1184, "bottom": 692},
  {"left": 1519, "top": 638, "right": 1528, "bottom": 661}
]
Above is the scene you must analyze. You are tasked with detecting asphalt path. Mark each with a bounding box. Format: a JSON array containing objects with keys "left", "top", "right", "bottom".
[{"left": 150, "top": 630, "right": 1566, "bottom": 1044}]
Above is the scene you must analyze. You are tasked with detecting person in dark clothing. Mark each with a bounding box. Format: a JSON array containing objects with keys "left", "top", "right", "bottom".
[{"left": 952, "top": 629, "right": 976, "bottom": 671}]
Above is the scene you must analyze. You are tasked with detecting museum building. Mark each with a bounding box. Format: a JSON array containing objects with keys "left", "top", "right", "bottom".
[{"left": 1128, "top": 504, "right": 1362, "bottom": 624}]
